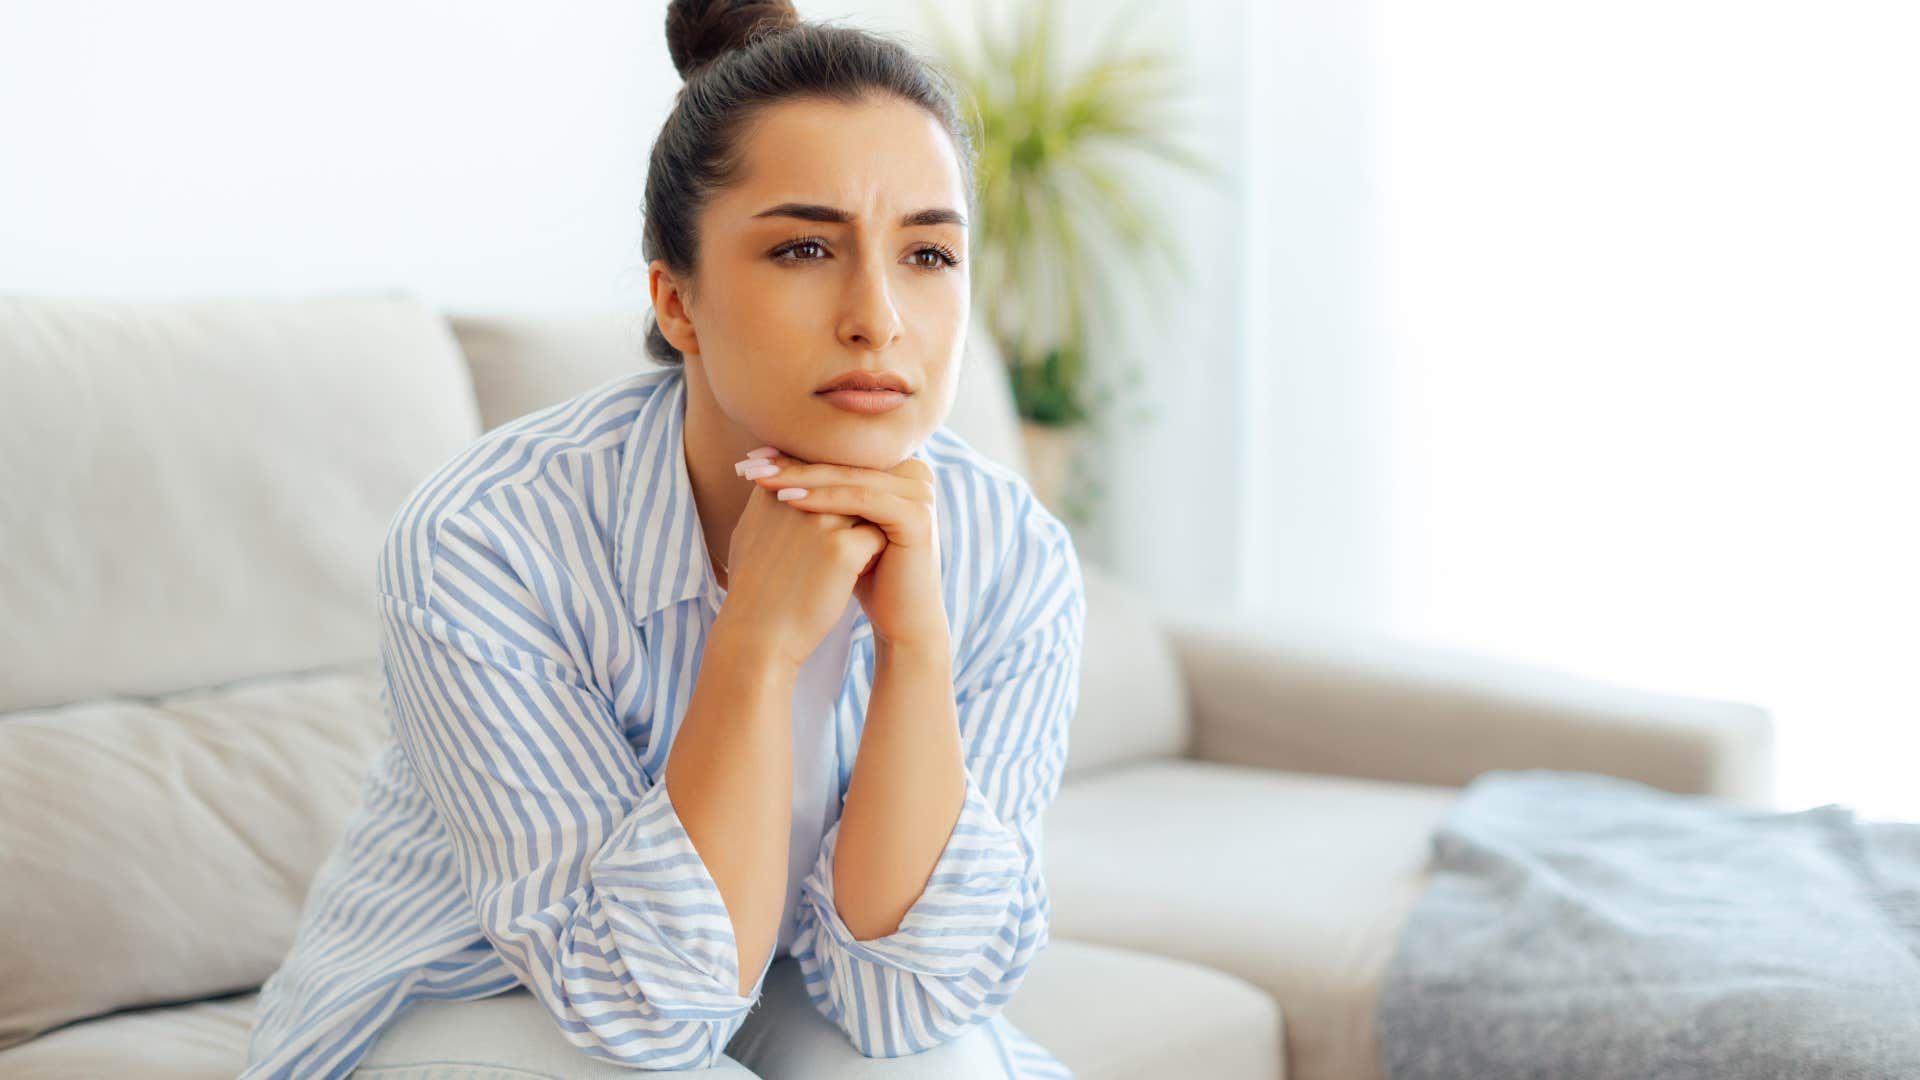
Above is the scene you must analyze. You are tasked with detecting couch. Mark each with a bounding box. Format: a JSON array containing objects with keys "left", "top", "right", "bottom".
[{"left": 0, "top": 291, "right": 1776, "bottom": 1080}]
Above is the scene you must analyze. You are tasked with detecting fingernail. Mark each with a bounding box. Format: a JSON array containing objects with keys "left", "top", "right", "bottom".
[
  {"left": 747, "top": 446, "right": 780, "bottom": 459},
  {"left": 741, "top": 462, "right": 779, "bottom": 479},
  {"left": 776, "top": 487, "right": 808, "bottom": 501}
]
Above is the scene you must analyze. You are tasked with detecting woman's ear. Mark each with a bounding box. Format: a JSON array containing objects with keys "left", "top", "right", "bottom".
[{"left": 648, "top": 261, "right": 699, "bottom": 356}]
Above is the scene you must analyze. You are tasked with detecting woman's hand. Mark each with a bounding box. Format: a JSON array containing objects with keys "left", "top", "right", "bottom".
[
  {"left": 737, "top": 446, "right": 946, "bottom": 653},
  {"left": 716, "top": 479, "right": 886, "bottom": 674}
]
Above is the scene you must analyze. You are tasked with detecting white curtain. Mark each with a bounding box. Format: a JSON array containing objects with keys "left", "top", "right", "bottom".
[{"left": 1246, "top": 1, "right": 1920, "bottom": 819}]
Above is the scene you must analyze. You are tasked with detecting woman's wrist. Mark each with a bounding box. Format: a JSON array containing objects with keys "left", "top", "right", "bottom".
[
  {"left": 873, "top": 626, "right": 950, "bottom": 671},
  {"left": 709, "top": 605, "right": 806, "bottom": 685}
]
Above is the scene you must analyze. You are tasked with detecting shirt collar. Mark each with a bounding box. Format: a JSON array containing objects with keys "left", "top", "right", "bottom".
[{"left": 612, "top": 365, "right": 934, "bottom": 642}]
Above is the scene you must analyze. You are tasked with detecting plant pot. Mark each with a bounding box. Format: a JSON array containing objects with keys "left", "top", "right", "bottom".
[{"left": 1018, "top": 419, "right": 1080, "bottom": 514}]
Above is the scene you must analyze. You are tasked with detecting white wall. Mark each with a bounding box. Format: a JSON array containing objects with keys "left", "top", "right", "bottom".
[
  {"left": 1278, "top": 0, "right": 1920, "bottom": 818},
  {"left": 0, "top": 2, "right": 674, "bottom": 311},
  {"left": 1237, "top": 0, "right": 1394, "bottom": 634}
]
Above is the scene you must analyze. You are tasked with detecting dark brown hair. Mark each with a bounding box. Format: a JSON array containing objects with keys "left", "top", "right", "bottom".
[{"left": 642, "top": 0, "right": 977, "bottom": 365}]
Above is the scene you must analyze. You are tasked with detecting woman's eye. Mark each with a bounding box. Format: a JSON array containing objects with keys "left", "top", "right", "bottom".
[
  {"left": 911, "top": 246, "right": 960, "bottom": 270},
  {"left": 775, "top": 240, "right": 827, "bottom": 262}
]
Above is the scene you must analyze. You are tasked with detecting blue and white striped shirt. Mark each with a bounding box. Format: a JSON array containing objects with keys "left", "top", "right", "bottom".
[{"left": 242, "top": 363, "right": 1085, "bottom": 1078}]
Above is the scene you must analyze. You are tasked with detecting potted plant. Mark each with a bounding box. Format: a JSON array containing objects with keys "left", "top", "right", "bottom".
[{"left": 922, "top": 0, "right": 1220, "bottom": 521}]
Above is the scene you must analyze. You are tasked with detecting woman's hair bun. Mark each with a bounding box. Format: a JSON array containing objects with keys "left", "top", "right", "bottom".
[{"left": 665, "top": 0, "right": 801, "bottom": 81}]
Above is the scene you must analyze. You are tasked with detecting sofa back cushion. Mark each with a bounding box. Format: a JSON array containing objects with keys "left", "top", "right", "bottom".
[
  {"left": 0, "top": 664, "right": 389, "bottom": 1050},
  {"left": 1066, "top": 563, "right": 1193, "bottom": 776},
  {"left": 0, "top": 291, "right": 482, "bottom": 712}
]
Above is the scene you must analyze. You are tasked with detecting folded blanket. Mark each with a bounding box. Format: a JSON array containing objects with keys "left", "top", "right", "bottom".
[{"left": 1375, "top": 769, "right": 1920, "bottom": 1080}]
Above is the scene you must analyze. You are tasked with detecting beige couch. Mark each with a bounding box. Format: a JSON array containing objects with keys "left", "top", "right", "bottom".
[{"left": 0, "top": 292, "right": 1775, "bottom": 1080}]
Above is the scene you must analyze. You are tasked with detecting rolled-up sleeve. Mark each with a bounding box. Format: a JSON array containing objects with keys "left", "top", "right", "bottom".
[
  {"left": 377, "top": 517, "right": 767, "bottom": 1069},
  {"left": 791, "top": 508, "right": 1087, "bottom": 1057}
]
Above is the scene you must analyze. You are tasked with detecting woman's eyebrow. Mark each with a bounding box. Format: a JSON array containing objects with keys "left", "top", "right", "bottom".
[{"left": 750, "top": 202, "right": 967, "bottom": 229}]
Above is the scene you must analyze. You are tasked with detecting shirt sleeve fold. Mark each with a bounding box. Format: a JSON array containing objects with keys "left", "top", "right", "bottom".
[
  {"left": 798, "top": 768, "right": 1026, "bottom": 980},
  {"left": 378, "top": 581, "right": 767, "bottom": 1071},
  {"left": 790, "top": 513, "right": 1087, "bottom": 1058}
]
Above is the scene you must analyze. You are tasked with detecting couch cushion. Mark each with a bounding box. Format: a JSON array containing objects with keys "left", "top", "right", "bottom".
[
  {"left": 0, "top": 990, "right": 258, "bottom": 1080},
  {"left": 0, "top": 663, "right": 388, "bottom": 1050},
  {"left": 0, "top": 292, "right": 481, "bottom": 712},
  {"left": 1065, "top": 563, "right": 1193, "bottom": 777},
  {"left": 443, "top": 307, "right": 655, "bottom": 432},
  {"left": 0, "top": 940, "right": 1280, "bottom": 1080},
  {"left": 1045, "top": 759, "right": 1459, "bottom": 1080},
  {"left": 1007, "top": 938, "right": 1283, "bottom": 1080}
]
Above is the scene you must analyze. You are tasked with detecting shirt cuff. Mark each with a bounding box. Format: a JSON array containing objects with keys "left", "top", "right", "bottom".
[
  {"left": 587, "top": 776, "right": 764, "bottom": 1018},
  {"left": 798, "top": 766, "right": 1026, "bottom": 979}
]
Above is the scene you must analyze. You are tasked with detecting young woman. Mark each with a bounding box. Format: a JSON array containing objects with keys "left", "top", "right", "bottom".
[{"left": 241, "top": 2, "right": 1086, "bottom": 1077}]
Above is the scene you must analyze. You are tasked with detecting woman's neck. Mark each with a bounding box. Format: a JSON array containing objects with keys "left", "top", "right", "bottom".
[{"left": 680, "top": 360, "right": 762, "bottom": 592}]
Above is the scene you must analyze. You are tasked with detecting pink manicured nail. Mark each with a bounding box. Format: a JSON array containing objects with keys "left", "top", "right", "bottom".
[
  {"left": 741, "top": 462, "right": 779, "bottom": 479},
  {"left": 776, "top": 487, "right": 808, "bottom": 501},
  {"left": 747, "top": 446, "right": 780, "bottom": 459}
]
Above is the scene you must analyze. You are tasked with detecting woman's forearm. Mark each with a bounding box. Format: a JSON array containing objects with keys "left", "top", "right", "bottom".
[
  {"left": 832, "top": 635, "right": 966, "bottom": 941},
  {"left": 665, "top": 611, "right": 800, "bottom": 996}
]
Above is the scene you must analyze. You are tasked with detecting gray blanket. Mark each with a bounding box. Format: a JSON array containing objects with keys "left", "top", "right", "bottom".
[{"left": 1375, "top": 769, "right": 1920, "bottom": 1080}]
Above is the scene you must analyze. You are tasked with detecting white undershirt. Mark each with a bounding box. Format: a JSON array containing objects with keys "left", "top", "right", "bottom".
[
  {"left": 777, "top": 593, "right": 859, "bottom": 956},
  {"left": 709, "top": 569, "right": 858, "bottom": 959}
]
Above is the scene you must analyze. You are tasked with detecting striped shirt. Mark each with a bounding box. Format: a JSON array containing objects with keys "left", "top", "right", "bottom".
[{"left": 241, "top": 363, "right": 1085, "bottom": 1078}]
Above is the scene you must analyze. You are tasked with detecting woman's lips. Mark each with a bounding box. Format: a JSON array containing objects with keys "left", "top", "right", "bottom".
[{"left": 816, "top": 389, "right": 909, "bottom": 414}]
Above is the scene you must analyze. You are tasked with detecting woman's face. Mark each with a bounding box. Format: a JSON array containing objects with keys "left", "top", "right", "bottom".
[{"left": 649, "top": 94, "right": 971, "bottom": 470}]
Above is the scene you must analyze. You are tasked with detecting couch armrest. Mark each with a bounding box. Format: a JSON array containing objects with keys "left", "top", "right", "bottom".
[{"left": 1159, "top": 612, "right": 1776, "bottom": 806}]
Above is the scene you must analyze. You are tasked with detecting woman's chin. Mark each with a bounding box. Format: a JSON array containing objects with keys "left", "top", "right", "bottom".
[{"left": 788, "top": 428, "right": 925, "bottom": 471}]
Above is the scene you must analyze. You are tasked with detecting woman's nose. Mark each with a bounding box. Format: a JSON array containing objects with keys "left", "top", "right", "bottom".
[{"left": 837, "top": 262, "right": 902, "bottom": 349}]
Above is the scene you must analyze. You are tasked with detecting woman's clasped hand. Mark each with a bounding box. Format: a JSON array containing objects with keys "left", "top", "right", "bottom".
[{"left": 728, "top": 445, "right": 945, "bottom": 664}]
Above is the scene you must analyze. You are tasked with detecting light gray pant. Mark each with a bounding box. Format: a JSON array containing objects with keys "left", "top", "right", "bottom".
[{"left": 352, "top": 954, "right": 1006, "bottom": 1078}]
